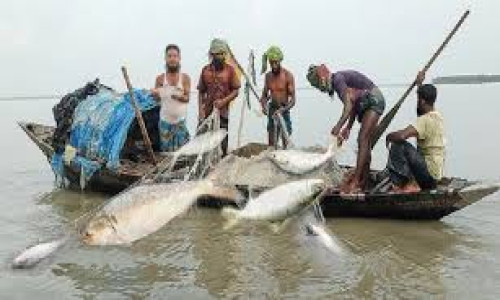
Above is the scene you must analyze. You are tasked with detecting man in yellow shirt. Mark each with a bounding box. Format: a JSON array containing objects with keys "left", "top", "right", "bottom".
[{"left": 384, "top": 72, "right": 445, "bottom": 192}]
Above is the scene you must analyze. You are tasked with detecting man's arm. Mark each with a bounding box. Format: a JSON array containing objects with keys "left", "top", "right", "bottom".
[
  {"left": 151, "top": 75, "right": 162, "bottom": 101},
  {"left": 197, "top": 71, "right": 207, "bottom": 121},
  {"left": 416, "top": 71, "right": 425, "bottom": 87},
  {"left": 386, "top": 125, "right": 419, "bottom": 147},
  {"left": 331, "top": 88, "right": 354, "bottom": 136},
  {"left": 260, "top": 74, "right": 270, "bottom": 115},
  {"left": 173, "top": 74, "right": 190, "bottom": 103},
  {"left": 283, "top": 71, "right": 296, "bottom": 111}
]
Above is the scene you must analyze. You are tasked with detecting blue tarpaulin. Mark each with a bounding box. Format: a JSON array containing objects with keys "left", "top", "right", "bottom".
[{"left": 51, "top": 88, "right": 157, "bottom": 188}]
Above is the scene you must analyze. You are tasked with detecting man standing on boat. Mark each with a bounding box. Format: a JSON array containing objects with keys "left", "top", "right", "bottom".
[
  {"left": 260, "top": 46, "right": 296, "bottom": 148},
  {"left": 152, "top": 44, "right": 191, "bottom": 152},
  {"left": 197, "top": 38, "right": 241, "bottom": 156},
  {"left": 384, "top": 72, "right": 445, "bottom": 192},
  {"left": 307, "top": 65, "right": 386, "bottom": 193}
]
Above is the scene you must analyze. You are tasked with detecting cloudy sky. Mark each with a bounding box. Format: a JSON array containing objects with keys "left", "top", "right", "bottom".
[{"left": 0, "top": 0, "right": 498, "bottom": 97}]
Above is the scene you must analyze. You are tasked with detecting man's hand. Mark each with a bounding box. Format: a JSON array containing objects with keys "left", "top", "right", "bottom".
[
  {"left": 171, "top": 94, "right": 182, "bottom": 101},
  {"left": 261, "top": 103, "right": 268, "bottom": 115},
  {"left": 340, "top": 127, "right": 350, "bottom": 141},
  {"left": 331, "top": 124, "right": 341, "bottom": 137},
  {"left": 416, "top": 71, "right": 425, "bottom": 86},
  {"left": 273, "top": 107, "right": 286, "bottom": 117},
  {"left": 214, "top": 99, "right": 225, "bottom": 109}
]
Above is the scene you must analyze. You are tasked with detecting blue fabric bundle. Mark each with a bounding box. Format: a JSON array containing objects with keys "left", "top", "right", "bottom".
[{"left": 50, "top": 88, "right": 157, "bottom": 188}]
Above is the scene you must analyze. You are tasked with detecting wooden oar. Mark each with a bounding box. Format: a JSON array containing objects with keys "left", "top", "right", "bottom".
[
  {"left": 371, "top": 10, "right": 470, "bottom": 148},
  {"left": 121, "top": 66, "right": 157, "bottom": 165}
]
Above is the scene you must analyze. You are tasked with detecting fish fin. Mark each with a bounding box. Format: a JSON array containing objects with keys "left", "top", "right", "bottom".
[{"left": 221, "top": 207, "right": 240, "bottom": 230}]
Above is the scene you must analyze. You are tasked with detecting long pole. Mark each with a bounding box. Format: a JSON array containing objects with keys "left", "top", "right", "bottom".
[
  {"left": 226, "top": 46, "right": 260, "bottom": 104},
  {"left": 121, "top": 66, "right": 157, "bottom": 165},
  {"left": 371, "top": 10, "right": 470, "bottom": 147}
]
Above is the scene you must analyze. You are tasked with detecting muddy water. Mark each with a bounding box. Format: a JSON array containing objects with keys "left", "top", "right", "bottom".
[{"left": 0, "top": 84, "right": 499, "bottom": 299}]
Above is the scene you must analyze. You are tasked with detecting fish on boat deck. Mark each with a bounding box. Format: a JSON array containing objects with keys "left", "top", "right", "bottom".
[
  {"left": 81, "top": 180, "right": 243, "bottom": 245},
  {"left": 267, "top": 142, "right": 338, "bottom": 175},
  {"left": 222, "top": 179, "right": 325, "bottom": 230}
]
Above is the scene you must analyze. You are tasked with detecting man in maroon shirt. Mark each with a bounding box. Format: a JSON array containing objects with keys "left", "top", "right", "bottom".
[
  {"left": 197, "top": 38, "right": 241, "bottom": 156},
  {"left": 307, "top": 64, "right": 386, "bottom": 193}
]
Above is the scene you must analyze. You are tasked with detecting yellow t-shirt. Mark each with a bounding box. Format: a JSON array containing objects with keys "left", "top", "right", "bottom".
[{"left": 412, "top": 111, "right": 445, "bottom": 180}]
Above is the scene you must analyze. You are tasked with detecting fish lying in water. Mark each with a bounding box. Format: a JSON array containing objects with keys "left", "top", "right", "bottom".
[
  {"left": 267, "top": 142, "right": 338, "bottom": 175},
  {"left": 174, "top": 129, "right": 227, "bottom": 157},
  {"left": 12, "top": 239, "right": 65, "bottom": 269},
  {"left": 305, "top": 223, "right": 343, "bottom": 255},
  {"left": 222, "top": 179, "right": 325, "bottom": 229},
  {"left": 81, "top": 180, "right": 242, "bottom": 245}
]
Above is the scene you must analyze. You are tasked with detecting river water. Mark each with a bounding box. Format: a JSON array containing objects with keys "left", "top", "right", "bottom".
[{"left": 0, "top": 84, "right": 499, "bottom": 299}]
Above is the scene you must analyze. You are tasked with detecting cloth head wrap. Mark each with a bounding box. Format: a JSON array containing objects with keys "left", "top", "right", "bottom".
[{"left": 261, "top": 46, "right": 284, "bottom": 74}]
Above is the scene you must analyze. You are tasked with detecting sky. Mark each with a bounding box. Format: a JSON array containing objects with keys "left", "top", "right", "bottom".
[{"left": 0, "top": 0, "right": 498, "bottom": 97}]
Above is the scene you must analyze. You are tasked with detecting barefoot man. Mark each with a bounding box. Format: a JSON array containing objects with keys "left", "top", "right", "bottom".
[
  {"left": 307, "top": 64, "right": 386, "bottom": 193},
  {"left": 259, "top": 46, "right": 296, "bottom": 148}
]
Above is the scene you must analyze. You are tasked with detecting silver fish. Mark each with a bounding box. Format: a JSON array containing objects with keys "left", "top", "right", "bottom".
[
  {"left": 12, "top": 239, "right": 65, "bottom": 269},
  {"left": 174, "top": 129, "right": 227, "bottom": 157},
  {"left": 81, "top": 180, "right": 242, "bottom": 245},
  {"left": 267, "top": 142, "right": 338, "bottom": 175},
  {"left": 222, "top": 179, "right": 325, "bottom": 228}
]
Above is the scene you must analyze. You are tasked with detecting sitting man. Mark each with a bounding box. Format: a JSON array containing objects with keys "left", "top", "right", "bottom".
[{"left": 384, "top": 72, "right": 445, "bottom": 192}]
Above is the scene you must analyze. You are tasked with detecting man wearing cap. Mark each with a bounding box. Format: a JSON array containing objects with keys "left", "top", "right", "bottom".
[
  {"left": 260, "top": 46, "right": 296, "bottom": 148},
  {"left": 197, "top": 38, "right": 241, "bottom": 156},
  {"left": 307, "top": 65, "right": 385, "bottom": 193}
]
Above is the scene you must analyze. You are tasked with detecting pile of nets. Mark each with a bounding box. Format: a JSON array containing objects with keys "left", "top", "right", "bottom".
[{"left": 51, "top": 88, "right": 157, "bottom": 188}]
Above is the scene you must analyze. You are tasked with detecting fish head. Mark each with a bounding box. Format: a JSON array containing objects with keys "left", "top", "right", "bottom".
[
  {"left": 267, "top": 151, "right": 288, "bottom": 165},
  {"left": 80, "top": 215, "right": 120, "bottom": 245}
]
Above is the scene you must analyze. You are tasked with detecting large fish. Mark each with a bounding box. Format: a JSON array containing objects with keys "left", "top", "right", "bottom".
[
  {"left": 267, "top": 142, "right": 338, "bottom": 175},
  {"left": 175, "top": 129, "right": 227, "bottom": 157},
  {"left": 222, "top": 179, "right": 325, "bottom": 228},
  {"left": 81, "top": 180, "right": 242, "bottom": 245},
  {"left": 12, "top": 238, "right": 65, "bottom": 269}
]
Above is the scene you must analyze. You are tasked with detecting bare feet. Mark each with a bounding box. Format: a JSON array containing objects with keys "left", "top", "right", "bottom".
[{"left": 391, "top": 181, "right": 421, "bottom": 193}]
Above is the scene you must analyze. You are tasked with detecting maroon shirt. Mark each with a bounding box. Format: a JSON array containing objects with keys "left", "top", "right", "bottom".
[
  {"left": 331, "top": 70, "right": 375, "bottom": 104},
  {"left": 197, "top": 63, "right": 240, "bottom": 118}
]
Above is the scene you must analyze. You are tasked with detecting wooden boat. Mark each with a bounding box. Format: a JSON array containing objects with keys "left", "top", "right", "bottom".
[
  {"left": 20, "top": 122, "right": 499, "bottom": 220},
  {"left": 19, "top": 121, "right": 189, "bottom": 193}
]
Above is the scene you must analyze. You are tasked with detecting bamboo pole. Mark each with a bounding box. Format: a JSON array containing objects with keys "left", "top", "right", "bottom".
[
  {"left": 121, "top": 66, "right": 157, "bottom": 165},
  {"left": 371, "top": 10, "right": 470, "bottom": 147}
]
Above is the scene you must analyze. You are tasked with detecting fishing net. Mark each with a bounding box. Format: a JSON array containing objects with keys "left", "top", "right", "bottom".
[{"left": 207, "top": 144, "right": 346, "bottom": 189}]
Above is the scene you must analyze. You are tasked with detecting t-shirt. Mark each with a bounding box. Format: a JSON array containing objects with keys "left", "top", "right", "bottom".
[
  {"left": 197, "top": 63, "right": 241, "bottom": 118},
  {"left": 412, "top": 111, "right": 445, "bottom": 180},
  {"left": 331, "top": 70, "right": 375, "bottom": 104}
]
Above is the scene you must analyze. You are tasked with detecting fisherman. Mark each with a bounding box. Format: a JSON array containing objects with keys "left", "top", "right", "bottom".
[
  {"left": 152, "top": 44, "right": 191, "bottom": 152},
  {"left": 260, "top": 46, "right": 296, "bottom": 148},
  {"left": 197, "top": 38, "right": 241, "bottom": 156},
  {"left": 384, "top": 72, "right": 445, "bottom": 192},
  {"left": 307, "top": 65, "right": 386, "bottom": 193}
]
